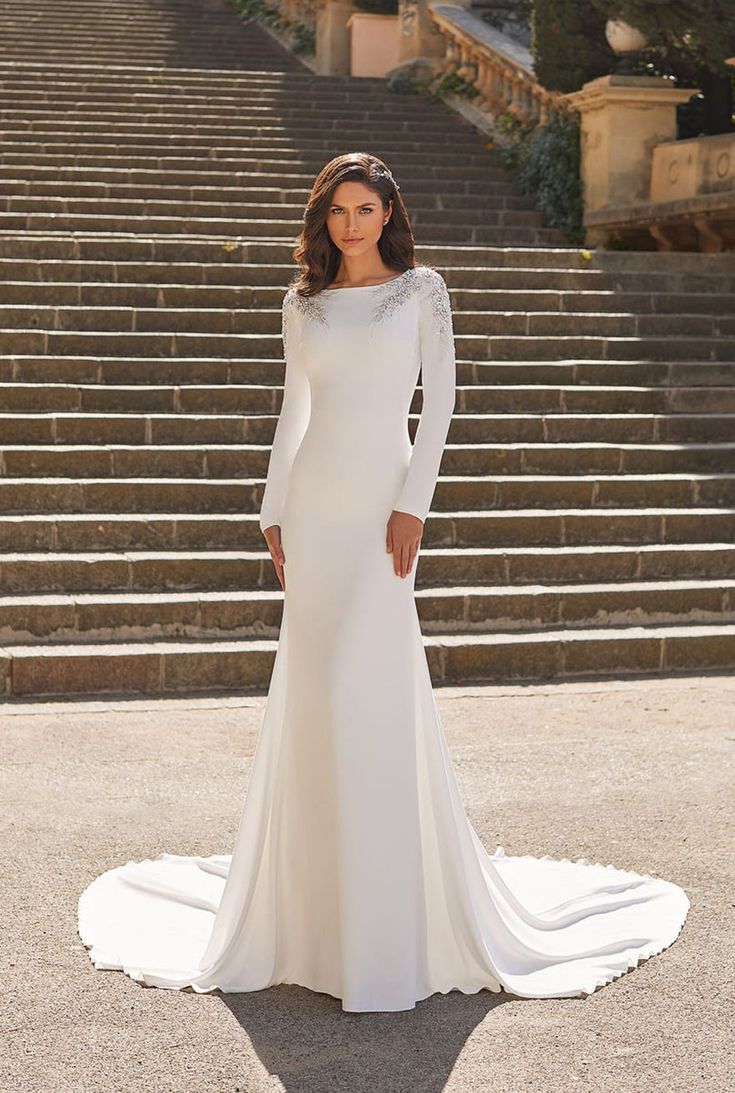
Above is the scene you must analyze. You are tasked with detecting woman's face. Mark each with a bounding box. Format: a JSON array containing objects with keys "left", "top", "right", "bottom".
[{"left": 325, "top": 180, "right": 392, "bottom": 258}]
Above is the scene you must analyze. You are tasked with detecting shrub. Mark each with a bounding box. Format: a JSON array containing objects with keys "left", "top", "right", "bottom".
[{"left": 493, "top": 108, "right": 584, "bottom": 243}]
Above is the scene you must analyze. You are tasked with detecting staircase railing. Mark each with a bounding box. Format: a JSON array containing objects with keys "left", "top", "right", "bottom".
[{"left": 427, "top": 4, "right": 563, "bottom": 128}]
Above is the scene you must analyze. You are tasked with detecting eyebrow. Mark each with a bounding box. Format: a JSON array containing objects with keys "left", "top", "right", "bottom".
[{"left": 330, "top": 201, "right": 378, "bottom": 208}]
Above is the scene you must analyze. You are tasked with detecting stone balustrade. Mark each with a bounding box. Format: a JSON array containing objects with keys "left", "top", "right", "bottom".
[{"left": 427, "top": 4, "right": 563, "bottom": 127}]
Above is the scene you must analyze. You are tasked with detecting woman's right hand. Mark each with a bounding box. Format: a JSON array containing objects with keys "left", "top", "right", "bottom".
[{"left": 263, "top": 524, "right": 286, "bottom": 591}]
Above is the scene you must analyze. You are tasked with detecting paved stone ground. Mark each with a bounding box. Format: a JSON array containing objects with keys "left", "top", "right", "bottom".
[{"left": 2, "top": 673, "right": 733, "bottom": 1093}]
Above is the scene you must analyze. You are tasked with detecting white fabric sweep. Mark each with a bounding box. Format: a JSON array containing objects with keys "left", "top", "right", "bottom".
[{"left": 78, "top": 265, "right": 690, "bottom": 1012}]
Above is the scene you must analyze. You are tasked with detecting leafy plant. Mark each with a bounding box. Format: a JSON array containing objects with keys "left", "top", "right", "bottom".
[
  {"left": 430, "top": 61, "right": 482, "bottom": 101},
  {"left": 229, "top": 0, "right": 315, "bottom": 55},
  {"left": 492, "top": 107, "right": 584, "bottom": 243},
  {"left": 386, "top": 69, "right": 423, "bottom": 96},
  {"left": 590, "top": 0, "right": 735, "bottom": 73}
]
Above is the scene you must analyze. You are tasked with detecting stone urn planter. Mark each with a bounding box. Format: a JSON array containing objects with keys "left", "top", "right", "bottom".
[
  {"left": 347, "top": 11, "right": 399, "bottom": 77},
  {"left": 605, "top": 18, "right": 649, "bottom": 54},
  {"left": 605, "top": 18, "right": 649, "bottom": 74}
]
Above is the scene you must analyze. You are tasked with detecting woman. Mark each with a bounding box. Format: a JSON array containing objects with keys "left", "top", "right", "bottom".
[{"left": 78, "top": 153, "right": 690, "bottom": 1012}]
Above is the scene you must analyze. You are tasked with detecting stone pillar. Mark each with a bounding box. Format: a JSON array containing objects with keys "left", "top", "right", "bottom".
[
  {"left": 395, "top": 0, "right": 461, "bottom": 66},
  {"left": 563, "top": 75, "right": 700, "bottom": 215},
  {"left": 314, "top": 0, "right": 359, "bottom": 76}
]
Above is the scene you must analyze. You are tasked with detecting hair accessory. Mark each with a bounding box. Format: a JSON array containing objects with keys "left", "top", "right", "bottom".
[{"left": 373, "top": 167, "right": 399, "bottom": 191}]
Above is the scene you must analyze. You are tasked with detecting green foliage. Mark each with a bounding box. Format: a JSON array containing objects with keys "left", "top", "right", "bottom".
[
  {"left": 589, "top": 1, "right": 735, "bottom": 74},
  {"left": 229, "top": 0, "right": 315, "bottom": 55},
  {"left": 492, "top": 108, "right": 584, "bottom": 243},
  {"left": 386, "top": 60, "right": 485, "bottom": 103},
  {"left": 531, "top": 0, "right": 615, "bottom": 93},
  {"left": 386, "top": 69, "right": 423, "bottom": 96},
  {"left": 430, "top": 61, "right": 482, "bottom": 100}
]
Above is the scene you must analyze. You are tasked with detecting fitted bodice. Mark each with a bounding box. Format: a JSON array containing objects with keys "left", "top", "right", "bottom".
[{"left": 258, "top": 265, "right": 457, "bottom": 533}]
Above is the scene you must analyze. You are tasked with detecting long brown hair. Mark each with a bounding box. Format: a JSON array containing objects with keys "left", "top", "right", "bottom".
[{"left": 289, "top": 152, "right": 420, "bottom": 297}]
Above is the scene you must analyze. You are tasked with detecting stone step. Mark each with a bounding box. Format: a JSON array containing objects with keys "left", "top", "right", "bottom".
[
  {"left": 1, "top": 507, "right": 733, "bottom": 552},
  {"left": 3, "top": 623, "right": 735, "bottom": 697},
  {"left": 3, "top": 279, "right": 734, "bottom": 316},
  {"left": 4, "top": 355, "right": 735, "bottom": 389},
  {"left": 0, "top": 186, "right": 532, "bottom": 213},
  {"left": 1, "top": 473, "right": 734, "bottom": 514},
  {"left": 0, "top": 303, "right": 731, "bottom": 338},
  {"left": 0, "top": 108, "right": 492, "bottom": 135},
  {"left": 0, "top": 132, "right": 501, "bottom": 160},
  {"left": 2, "top": 382, "right": 734, "bottom": 414},
  {"left": 1, "top": 234, "right": 733, "bottom": 276},
  {"left": 0, "top": 143, "right": 515, "bottom": 175},
  {"left": 2, "top": 256, "right": 733, "bottom": 295},
  {"left": 2, "top": 577, "right": 734, "bottom": 648},
  {"left": 0, "top": 213, "right": 562, "bottom": 246},
  {"left": 2, "top": 442, "right": 734, "bottom": 479},
  {"left": 1, "top": 328, "right": 733, "bottom": 361},
  {"left": 0, "top": 199, "right": 542, "bottom": 228},
  {"left": 1, "top": 543, "right": 733, "bottom": 595},
  {"left": 1, "top": 411, "right": 732, "bottom": 446},
  {"left": 0, "top": 205, "right": 546, "bottom": 232},
  {"left": 0, "top": 57, "right": 332, "bottom": 83},
  {"left": 0, "top": 174, "right": 539, "bottom": 202},
  {"left": 0, "top": 109, "right": 491, "bottom": 140}
]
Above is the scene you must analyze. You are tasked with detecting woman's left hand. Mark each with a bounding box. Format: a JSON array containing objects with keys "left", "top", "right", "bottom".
[{"left": 386, "top": 509, "right": 424, "bottom": 578}]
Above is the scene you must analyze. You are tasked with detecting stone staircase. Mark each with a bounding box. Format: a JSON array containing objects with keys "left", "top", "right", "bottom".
[{"left": 1, "top": 0, "right": 735, "bottom": 698}]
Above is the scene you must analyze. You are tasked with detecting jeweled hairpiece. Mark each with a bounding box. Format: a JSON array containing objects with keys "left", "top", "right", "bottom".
[{"left": 373, "top": 168, "right": 400, "bottom": 190}]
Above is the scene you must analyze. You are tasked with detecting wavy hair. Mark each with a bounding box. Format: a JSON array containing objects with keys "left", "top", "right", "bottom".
[{"left": 288, "top": 152, "right": 421, "bottom": 297}]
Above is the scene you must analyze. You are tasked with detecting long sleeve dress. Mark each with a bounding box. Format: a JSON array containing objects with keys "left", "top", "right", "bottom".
[{"left": 77, "top": 265, "right": 690, "bottom": 1012}]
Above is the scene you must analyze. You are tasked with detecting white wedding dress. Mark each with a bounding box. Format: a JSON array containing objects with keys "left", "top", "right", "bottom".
[{"left": 78, "top": 265, "right": 690, "bottom": 1011}]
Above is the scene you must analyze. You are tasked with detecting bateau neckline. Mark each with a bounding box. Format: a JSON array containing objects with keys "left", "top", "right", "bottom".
[{"left": 321, "top": 268, "right": 413, "bottom": 292}]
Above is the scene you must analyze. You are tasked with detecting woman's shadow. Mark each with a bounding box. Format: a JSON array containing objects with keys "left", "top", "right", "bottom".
[{"left": 218, "top": 985, "right": 519, "bottom": 1093}]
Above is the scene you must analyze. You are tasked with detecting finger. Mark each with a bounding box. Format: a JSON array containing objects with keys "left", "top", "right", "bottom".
[
  {"left": 400, "top": 542, "right": 409, "bottom": 578},
  {"left": 386, "top": 523, "right": 393, "bottom": 553}
]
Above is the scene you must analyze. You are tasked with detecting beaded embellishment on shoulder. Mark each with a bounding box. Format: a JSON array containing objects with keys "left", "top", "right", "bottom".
[
  {"left": 285, "top": 285, "right": 330, "bottom": 331},
  {"left": 369, "top": 266, "right": 425, "bottom": 327},
  {"left": 419, "top": 266, "right": 454, "bottom": 345},
  {"left": 282, "top": 266, "right": 452, "bottom": 340}
]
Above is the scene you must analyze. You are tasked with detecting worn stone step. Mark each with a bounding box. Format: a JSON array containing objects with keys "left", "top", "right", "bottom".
[
  {"left": 4, "top": 623, "right": 735, "bottom": 697},
  {"left": 0, "top": 118, "right": 490, "bottom": 152},
  {"left": 0, "top": 112, "right": 492, "bottom": 141},
  {"left": 1, "top": 234, "right": 733, "bottom": 277},
  {"left": 2, "top": 442, "right": 734, "bottom": 479},
  {"left": 2, "top": 411, "right": 732, "bottom": 446},
  {"left": 1, "top": 543, "right": 733, "bottom": 595},
  {"left": 0, "top": 214, "right": 562, "bottom": 246},
  {"left": 2, "top": 326, "right": 734, "bottom": 362},
  {"left": 0, "top": 136, "right": 502, "bottom": 168},
  {"left": 0, "top": 202, "right": 543, "bottom": 232},
  {"left": 3, "top": 280, "right": 734, "bottom": 319},
  {"left": 1, "top": 508, "right": 732, "bottom": 553},
  {"left": 7, "top": 354, "right": 735, "bottom": 389},
  {"left": 2, "top": 576, "right": 734, "bottom": 648},
  {"left": 0, "top": 143, "right": 516, "bottom": 175},
  {"left": 3, "top": 382, "right": 734, "bottom": 414},
  {"left": 0, "top": 187, "right": 530, "bottom": 214},
  {"left": 1, "top": 473, "right": 734, "bottom": 515},
  {"left": 0, "top": 176, "right": 538, "bottom": 203},
  {"left": 0, "top": 303, "right": 731, "bottom": 340},
  {"left": 3, "top": 257, "right": 733, "bottom": 298}
]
